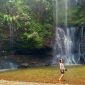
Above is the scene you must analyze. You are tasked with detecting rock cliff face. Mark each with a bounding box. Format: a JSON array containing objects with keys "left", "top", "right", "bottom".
[
  {"left": 43, "top": 38, "right": 53, "bottom": 48},
  {"left": 80, "top": 27, "right": 85, "bottom": 64}
]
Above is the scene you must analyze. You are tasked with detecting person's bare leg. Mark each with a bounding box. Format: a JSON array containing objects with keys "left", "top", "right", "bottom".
[{"left": 59, "top": 74, "right": 64, "bottom": 81}]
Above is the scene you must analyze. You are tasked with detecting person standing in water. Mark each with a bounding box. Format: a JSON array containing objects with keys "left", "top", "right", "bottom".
[{"left": 59, "top": 59, "right": 66, "bottom": 81}]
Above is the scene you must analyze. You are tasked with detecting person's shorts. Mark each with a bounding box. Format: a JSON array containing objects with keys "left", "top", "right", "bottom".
[{"left": 60, "top": 70, "right": 64, "bottom": 74}]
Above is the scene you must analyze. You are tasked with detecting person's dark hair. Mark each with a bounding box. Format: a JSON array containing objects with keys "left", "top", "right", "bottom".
[
  {"left": 59, "top": 59, "right": 64, "bottom": 63},
  {"left": 60, "top": 59, "right": 62, "bottom": 63}
]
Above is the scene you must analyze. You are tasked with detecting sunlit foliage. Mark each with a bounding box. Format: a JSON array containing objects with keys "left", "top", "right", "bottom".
[{"left": 0, "top": 0, "right": 53, "bottom": 49}]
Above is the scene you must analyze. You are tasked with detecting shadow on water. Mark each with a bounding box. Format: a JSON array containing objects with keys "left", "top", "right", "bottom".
[
  {"left": 0, "top": 56, "right": 20, "bottom": 71},
  {"left": 0, "top": 47, "right": 52, "bottom": 71}
]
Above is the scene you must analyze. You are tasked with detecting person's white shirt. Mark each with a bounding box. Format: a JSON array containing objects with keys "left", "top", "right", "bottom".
[{"left": 60, "top": 63, "right": 65, "bottom": 70}]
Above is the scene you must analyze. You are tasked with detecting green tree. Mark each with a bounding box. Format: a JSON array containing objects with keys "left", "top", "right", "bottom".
[
  {"left": 0, "top": 0, "right": 53, "bottom": 49},
  {"left": 68, "top": 0, "right": 85, "bottom": 26}
]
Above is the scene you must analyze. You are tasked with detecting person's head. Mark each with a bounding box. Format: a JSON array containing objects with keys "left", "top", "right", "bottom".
[{"left": 60, "top": 59, "right": 64, "bottom": 63}]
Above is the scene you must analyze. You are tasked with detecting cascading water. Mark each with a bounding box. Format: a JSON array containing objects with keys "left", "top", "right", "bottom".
[
  {"left": 52, "top": 0, "right": 80, "bottom": 64},
  {"left": 52, "top": 27, "right": 79, "bottom": 64}
]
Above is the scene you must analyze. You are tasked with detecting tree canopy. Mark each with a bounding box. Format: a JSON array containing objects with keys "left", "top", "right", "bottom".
[
  {"left": 0, "top": 0, "right": 54, "bottom": 50},
  {"left": 0, "top": 0, "right": 85, "bottom": 50},
  {"left": 68, "top": 0, "right": 85, "bottom": 26}
]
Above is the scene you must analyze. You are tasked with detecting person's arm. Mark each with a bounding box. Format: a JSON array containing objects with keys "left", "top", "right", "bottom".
[
  {"left": 63, "top": 64, "right": 67, "bottom": 71},
  {"left": 63, "top": 64, "right": 65, "bottom": 70}
]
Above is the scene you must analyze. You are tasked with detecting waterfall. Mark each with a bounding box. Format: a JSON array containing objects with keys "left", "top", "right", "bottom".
[
  {"left": 52, "top": 27, "right": 78, "bottom": 64},
  {"left": 52, "top": 0, "right": 80, "bottom": 65}
]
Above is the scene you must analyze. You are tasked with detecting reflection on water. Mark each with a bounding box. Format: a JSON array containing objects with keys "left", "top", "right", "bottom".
[{"left": 0, "top": 57, "right": 19, "bottom": 70}]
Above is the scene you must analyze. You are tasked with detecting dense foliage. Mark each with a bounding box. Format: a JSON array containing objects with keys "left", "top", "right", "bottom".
[
  {"left": 68, "top": 0, "right": 85, "bottom": 26},
  {"left": 0, "top": 0, "right": 85, "bottom": 50},
  {"left": 0, "top": 0, "right": 54, "bottom": 50}
]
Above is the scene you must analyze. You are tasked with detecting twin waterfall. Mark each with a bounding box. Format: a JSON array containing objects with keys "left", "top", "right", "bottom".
[{"left": 52, "top": 0, "right": 80, "bottom": 64}]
